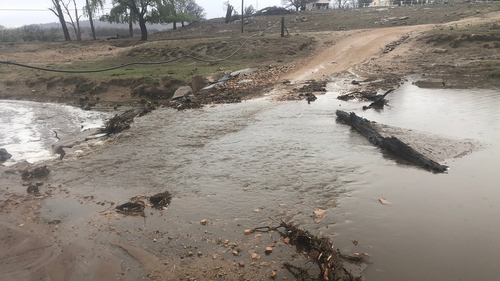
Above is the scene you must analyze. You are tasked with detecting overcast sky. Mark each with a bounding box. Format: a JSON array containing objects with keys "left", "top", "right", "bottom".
[{"left": 0, "top": 0, "right": 283, "bottom": 28}]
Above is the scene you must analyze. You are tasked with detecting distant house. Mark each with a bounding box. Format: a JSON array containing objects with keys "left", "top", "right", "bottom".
[
  {"left": 306, "top": 0, "right": 331, "bottom": 10},
  {"left": 369, "top": 0, "right": 392, "bottom": 7}
]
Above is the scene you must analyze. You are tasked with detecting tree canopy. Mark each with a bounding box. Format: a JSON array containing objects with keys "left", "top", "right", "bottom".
[{"left": 102, "top": 0, "right": 203, "bottom": 40}]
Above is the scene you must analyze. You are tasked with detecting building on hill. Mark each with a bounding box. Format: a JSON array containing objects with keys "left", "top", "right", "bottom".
[
  {"left": 370, "top": 0, "right": 392, "bottom": 6},
  {"left": 306, "top": 0, "right": 331, "bottom": 10}
]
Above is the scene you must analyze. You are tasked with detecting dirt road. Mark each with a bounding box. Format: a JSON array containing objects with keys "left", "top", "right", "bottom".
[{"left": 286, "top": 25, "right": 431, "bottom": 82}]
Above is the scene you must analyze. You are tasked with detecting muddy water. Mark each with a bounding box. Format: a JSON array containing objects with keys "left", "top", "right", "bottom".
[{"left": 37, "top": 83, "right": 500, "bottom": 280}]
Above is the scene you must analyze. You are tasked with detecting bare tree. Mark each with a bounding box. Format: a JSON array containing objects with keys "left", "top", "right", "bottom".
[
  {"left": 223, "top": 0, "right": 234, "bottom": 23},
  {"left": 333, "top": 0, "right": 350, "bottom": 9},
  {"left": 61, "top": 0, "right": 82, "bottom": 41},
  {"left": 49, "top": 0, "right": 71, "bottom": 41}
]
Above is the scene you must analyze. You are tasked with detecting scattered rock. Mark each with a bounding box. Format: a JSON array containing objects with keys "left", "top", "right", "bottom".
[
  {"left": 265, "top": 247, "right": 273, "bottom": 254},
  {"left": 260, "top": 262, "right": 270, "bottom": 267},
  {"left": 237, "top": 79, "right": 253, "bottom": 84},
  {"left": 414, "top": 78, "right": 445, "bottom": 88},
  {"left": 433, "top": 48, "right": 447, "bottom": 53},
  {"left": 200, "top": 219, "right": 208, "bottom": 225},
  {"left": 244, "top": 229, "right": 254, "bottom": 235},
  {"left": 313, "top": 209, "right": 326, "bottom": 219},
  {"left": 22, "top": 181, "right": 31, "bottom": 186},
  {"left": 0, "top": 148, "right": 12, "bottom": 162},
  {"left": 351, "top": 240, "right": 359, "bottom": 246},
  {"left": 35, "top": 181, "right": 44, "bottom": 186},
  {"left": 21, "top": 166, "right": 50, "bottom": 180},
  {"left": 270, "top": 271, "right": 277, "bottom": 279},
  {"left": 399, "top": 16, "right": 409, "bottom": 20},
  {"left": 251, "top": 253, "right": 260, "bottom": 259},
  {"left": 49, "top": 219, "right": 61, "bottom": 224},
  {"left": 232, "top": 251, "right": 239, "bottom": 256},
  {"left": 190, "top": 76, "right": 207, "bottom": 93},
  {"left": 27, "top": 185, "right": 39, "bottom": 194},
  {"left": 354, "top": 252, "right": 371, "bottom": 262},
  {"left": 284, "top": 237, "right": 290, "bottom": 244},
  {"left": 379, "top": 198, "right": 390, "bottom": 205},
  {"left": 172, "top": 86, "right": 193, "bottom": 100},
  {"left": 238, "top": 261, "right": 245, "bottom": 267},
  {"left": 230, "top": 68, "right": 254, "bottom": 77}
]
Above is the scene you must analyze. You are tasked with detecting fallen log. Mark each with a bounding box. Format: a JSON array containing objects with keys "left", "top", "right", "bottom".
[
  {"left": 336, "top": 110, "right": 448, "bottom": 173},
  {"left": 101, "top": 103, "right": 155, "bottom": 136}
]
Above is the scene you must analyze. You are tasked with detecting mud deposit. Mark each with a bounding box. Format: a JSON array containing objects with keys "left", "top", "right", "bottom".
[{"left": 1, "top": 81, "right": 500, "bottom": 280}]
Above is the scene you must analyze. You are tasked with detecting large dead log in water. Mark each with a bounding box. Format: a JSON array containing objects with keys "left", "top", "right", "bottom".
[{"left": 336, "top": 110, "right": 448, "bottom": 173}]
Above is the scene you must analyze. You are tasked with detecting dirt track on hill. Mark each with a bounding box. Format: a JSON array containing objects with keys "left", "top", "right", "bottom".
[
  {"left": 287, "top": 12, "right": 500, "bottom": 83},
  {"left": 286, "top": 25, "right": 431, "bottom": 82}
]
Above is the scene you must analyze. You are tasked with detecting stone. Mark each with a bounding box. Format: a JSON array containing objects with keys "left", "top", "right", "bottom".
[
  {"left": 244, "top": 229, "right": 253, "bottom": 235},
  {"left": 230, "top": 68, "right": 254, "bottom": 77},
  {"left": 190, "top": 76, "right": 207, "bottom": 93},
  {"left": 49, "top": 219, "right": 61, "bottom": 224},
  {"left": 0, "top": 148, "right": 12, "bottom": 162},
  {"left": 260, "top": 262, "right": 270, "bottom": 267},
  {"left": 270, "top": 271, "right": 277, "bottom": 279},
  {"left": 284, "top": 237, "right": 290, "bottom": 244},
  {"left": 22, "top": 181, "right": 31, "bottom": 186},
  {"left": 237, "top": 79, "right": 253, "bottom": 84},
  {"left": 200, "top": 219, "right": 208, "bottom": 225},
  {"left": 414, "top": 78, "right": 445, "bottom": 89},
  {"left": 265, "top": 247, "right": 273, "bottom": 254},
  {"left": 399, "top": 16, "right": 409, "bottom": 20},
  {"left": 27, "top": 185, "right": 38, "bottom": 194},
  {"left": 232, "top": 251, "right": 239, "bottom": 256},
  {"left": 172, "top": 86, "right": 193, "bottom": 100},
  {"left": 251, "top": 253, "right": 260, "bottom": 259},
  {"left": 433, "top": 48, "right": 447, "bottom": 53}
]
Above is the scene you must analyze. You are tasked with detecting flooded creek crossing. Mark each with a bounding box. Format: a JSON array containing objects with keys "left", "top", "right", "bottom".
[{"left": 1, "top": 82, "right": 500, "bottom": 280}]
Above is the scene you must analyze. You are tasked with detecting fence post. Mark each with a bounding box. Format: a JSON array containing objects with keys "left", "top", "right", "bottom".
[
  {"left": 281, "top": 17, "right": 285, "bottom": 37},
  {"left": 241, "top": 0, "right": 244, "bottom": 33}
]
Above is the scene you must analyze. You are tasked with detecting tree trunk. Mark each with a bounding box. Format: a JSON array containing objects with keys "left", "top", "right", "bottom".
[
  {"left": 336, "top": 110, "right": 448, "bottom": 173},
  {"left": 53, "top": 0, "right": 71, "bottom": 41},
  {"left": 173, "top": 22, "right": 177, "bottom": 30},
  {"left": 129, "top": 16, "right": 134, "bottom": 37},
  {"left": 181, "top": 22, "right": 185, "bottom": 27},
  {"left": 225, "top": 5, "right": 234, "bottom": 23},
  {"left": 72, "top": 0, "right": 82, "bottom": 41},
  {"left": 138, "top": 17, "right": 148, "bottom": 41},
  {"left": 85, "top": 0, "right": 96, "bottom": 40}
]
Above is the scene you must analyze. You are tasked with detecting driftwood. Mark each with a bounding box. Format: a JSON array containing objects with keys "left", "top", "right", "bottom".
[
  {"left": 21, "top": 166, "right": 50, "bottom": 179},
  {"left": 101, "top": 103, "right": 155, "bottom": 136},
  {"left": 336, "top": 110, "right": 448, "bottom": 173},
  {"left": 248, "top": 220, "right": 364, "bottom": 281},
  {"left": 363, "top": 89, "right": 394, "bottom": 110},
  {"left": 149, "top": 191, "right": 172, "bottom": 209},
  {"left": 116, "top": 200, "right": 145, "bottom": 216}
]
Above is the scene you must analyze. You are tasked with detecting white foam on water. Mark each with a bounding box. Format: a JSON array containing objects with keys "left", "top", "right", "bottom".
[{"left": 0, "top": 100, "right": 109, "bottom": 166}]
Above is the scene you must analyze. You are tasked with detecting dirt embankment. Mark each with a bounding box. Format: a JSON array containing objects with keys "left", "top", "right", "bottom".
[{"left": 1, "top": 2, "right": 500, "bottom": 108}]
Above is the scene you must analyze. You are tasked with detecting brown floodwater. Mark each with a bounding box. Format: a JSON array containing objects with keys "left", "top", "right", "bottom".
[{"left": 23, "top": 81, "right": 500, "bottom": 280}]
